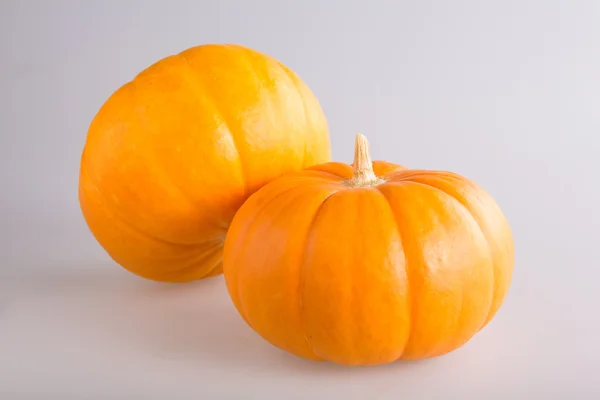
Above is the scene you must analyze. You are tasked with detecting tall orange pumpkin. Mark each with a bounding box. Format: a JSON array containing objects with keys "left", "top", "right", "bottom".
[
  {"left": 223, "top": 134, "right": 514, "bottom": 366},
  {"left": 78, "top": 44, "right": 330, "bottom": 282}
]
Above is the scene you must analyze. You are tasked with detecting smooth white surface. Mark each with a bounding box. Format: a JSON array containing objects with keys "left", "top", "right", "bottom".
[{"left": 2, "top": 1, "right": 600, "bottom": 398}]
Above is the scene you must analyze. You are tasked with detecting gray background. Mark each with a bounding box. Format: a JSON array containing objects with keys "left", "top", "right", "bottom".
[{"left": 1, "top": 1, "right": 599, "bottom": 398}]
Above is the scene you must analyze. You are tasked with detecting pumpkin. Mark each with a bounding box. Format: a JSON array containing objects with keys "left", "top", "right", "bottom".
[
  {"left": 222, "top": 134, "right": 514, "bottom": 366},
  {"left": 78, "top": 44, "right": 331, "bottom": 282}
]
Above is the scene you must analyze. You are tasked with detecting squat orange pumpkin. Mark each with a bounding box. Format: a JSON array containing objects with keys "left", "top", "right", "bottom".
[
  {"left": 223, "top": 134, "right": 514, "bottom": 366},
  {"left": 79, "top": 44, "right": 330, "bottom": 282}
]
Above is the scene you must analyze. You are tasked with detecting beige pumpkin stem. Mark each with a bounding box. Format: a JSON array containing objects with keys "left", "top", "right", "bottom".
[{"left": 347, "top": 134, "right": 382, "bottom": 187}]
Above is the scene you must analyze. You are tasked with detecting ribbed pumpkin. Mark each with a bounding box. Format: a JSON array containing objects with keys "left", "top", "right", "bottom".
[
  {"left": 223, "top": 134, "right": 514, "bottom": 366},
  {"left": 79, "top": 44, "right": 330, "bottom": 282}
]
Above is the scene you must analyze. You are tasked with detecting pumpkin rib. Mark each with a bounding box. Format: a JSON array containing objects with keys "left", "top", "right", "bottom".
[
  {"left": 375, "top": 184, "right": 414, "bottom": 360},
  {"left": 378, "top": 180, "right": 495, "bottom": 359},
  {"left": 231, "top": 178, "right": 332, "bottom": 330},
  {"left": 305, "top": 162, "right": 353, "bottom": 180},
  {"left": 140, "top": 54, "right": 236, "bottom": 233},
  {"left": 394, "top": 178, "right": 496, "bottom": 347},
  {"left": 407, "top": 182, "right": 466, "bottom": 355},
  {"left": 393, "top": 169, "right": 464, "bottom": 183},
  {"left": 81, "top": 161, "right": 228, "bottom": 282},
  {"left": 169, "top": 240, "right": 224, "bottom": 277},
  {"left": 383, "top": 168, "right": 439, "bottom": 182},
  {"left": 275, "top": 61, "right": 309, "bottom": 169},
  {"left": 298, "top": 189, "right": 340, "bottom": 361},
  {"left": 159, "top": 236, "right": 226, "bottom": 274},
  {"left": 298, "top": 187, "right": 411, "bottom": 365},
  {"left": 80, "top": 161, "right": 210, "bottom": 249},
  {"left": 225, "top": 45, "right": 283, "bottom": 196},
  {"left": 176, "top": 51, "right": 249, "bottom": 199},
  {"left": 292, "top": 168, "right": 348, "bottom": 183},
  {"left": 88, "top": 69, "right": 233, "bottom": 245},
  {"left": 372, "top": 161, "right": 406, "bottom": 177},
  {"left": 208, "top": 104, "right": 247, "bottom": 199},
  {"left": 234, "top": 190, "right": 301, "bottom": 328},
  {"left": 135, "top": 244, "right": 223, "bottom": 283},
  {"left": 84, "top": 200, "right": 224, "bottom": 281},
  {"left": 400, "top": 173, "right": 499, "bottom": 330},
  {"left": 227, "top": 181, "right": 339, "bottom": 360}
]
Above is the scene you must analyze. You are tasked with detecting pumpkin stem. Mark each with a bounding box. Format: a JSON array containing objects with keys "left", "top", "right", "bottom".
[{"left": 348, "top": 134, "right": 382, "bottom": 187}]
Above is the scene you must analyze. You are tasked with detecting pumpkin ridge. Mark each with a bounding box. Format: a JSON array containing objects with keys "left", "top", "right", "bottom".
[
  {"left": 177, "top": 51, "right": 250, "bottom": 199},
  {"left": 163, "top": 244, "right": 224, "bottom": 281},
  {"left": 374, "top": 185, "right": 413, "bottom": 360},
  {"left": 305, "top": 162, "right": 354, "bottom": 180},
  {"left": 130, "top": 245, "right": 223, "bottom": 282},
  {"left": 233, "top": 179, "right": 331, "bottom": 331},
  {"left": 394, "top": 179, "right": 495, "bottom": 347},
  {"left": 298, "top": 190, "right": 339, "bottom": 361},
  {"left": 80, "top": 160, "right": 216, "bottom": 249},
  {"left": 80, "top": 167, "right": 226, "bottom": 281},
  {"left": 134, "top": 63, "right": 234, "bottom": 233},
  {"left": 383, "top": 169, "right": 438, "bottom": 182},
  {"left": 275, "top": 61, "right": 309, "bottom": 169},
  {"left": 82, "top": 190, "right": 227, "bottom": 279},
  {"left": 226, "top": 46, "right": 292, "bottom": 195},
  {"left": 296, "top": 169, "right": 347, "bottom": 182},
  {"left": 403, "top": 174, "right": 499, "bottom": 329},
  {"left": 162, "top": 237, "right": 226, "bottom": 273}
]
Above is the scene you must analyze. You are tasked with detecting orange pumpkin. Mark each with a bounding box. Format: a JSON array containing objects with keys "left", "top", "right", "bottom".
[
  {"left": 223, "top": 134, "right": 514, "bottom": 366},
  {"left": 78, "top": 44, "right": 330, "bottom": 282}
]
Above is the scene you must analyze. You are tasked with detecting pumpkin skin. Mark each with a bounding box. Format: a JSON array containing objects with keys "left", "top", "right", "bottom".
[
  {"left": 223, "top": 134, "right": 514, "bottom": 366},
  {"left": 78, "top": 44, "right": 331, "bottom": 282}
]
